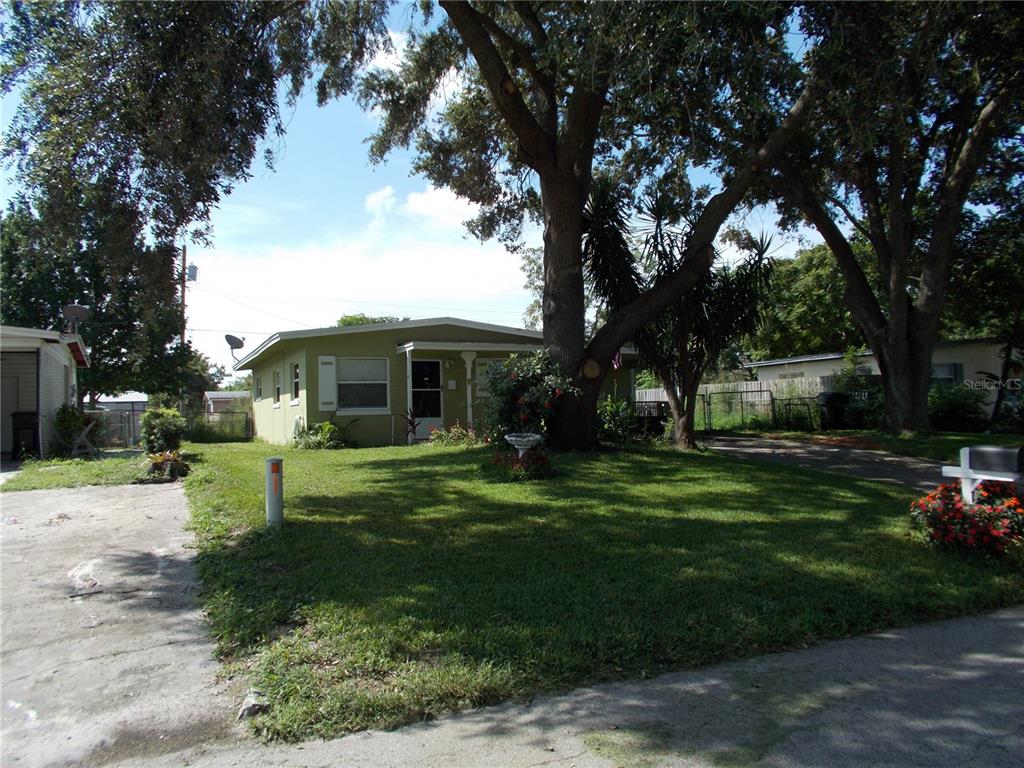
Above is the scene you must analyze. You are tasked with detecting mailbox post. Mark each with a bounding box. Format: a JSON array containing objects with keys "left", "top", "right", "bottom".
[{"left": 265, "top": 457, "right": 284, "bottom": 528}]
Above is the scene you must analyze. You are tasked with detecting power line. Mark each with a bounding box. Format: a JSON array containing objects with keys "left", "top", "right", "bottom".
[{"left": 191, "top": 281, "right": 527, "bottom": 316}]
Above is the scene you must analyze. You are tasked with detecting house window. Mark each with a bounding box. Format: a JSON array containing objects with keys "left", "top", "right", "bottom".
[
  {"left": 337, "top": 358, "right": 388, "bottom": 411},
  {"left": 291, "top": 363, "right": 300, "bottom": 402},
  {"left": 273, "top": 370, "right": 281, "bottom": 404},
  {"left": 255, "top": 377, "right": 262, "bottom": 400},
  {"left": 931, "top": 363, "right": 962, "bottom": 387},
  {"left": 475, "top": 358, "right": 502, "bottom": 397}
]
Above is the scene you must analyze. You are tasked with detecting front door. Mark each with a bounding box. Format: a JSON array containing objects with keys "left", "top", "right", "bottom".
[{"left": 411, "top": 360, "right": 443, "bottom": 439}]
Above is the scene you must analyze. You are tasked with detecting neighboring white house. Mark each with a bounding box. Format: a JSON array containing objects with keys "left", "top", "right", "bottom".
[
  {"left": 743, "top": 338, "right": 1007, "bottom": 403},
  {"left": 93, "top": 391, "right": 149, "bottom": 412},
  {"left": 203, "top": 390, "right": 251, "bottom": 413},
  {"left": 1, "top": 325, "right": 90, "bottom": 458}
]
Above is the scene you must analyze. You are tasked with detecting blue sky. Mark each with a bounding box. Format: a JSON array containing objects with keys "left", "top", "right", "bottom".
[{"left": 1, "top": 13, "right": 818, "bottom": 381}]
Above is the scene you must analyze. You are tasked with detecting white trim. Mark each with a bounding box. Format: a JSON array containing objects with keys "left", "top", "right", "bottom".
[
  {"left": 461, "top": 350, "right": 477, "bottom": 426},
  {"left": 397, "top": 341, "right": 543, "bottom": 354},
  {"left": 289, "top": 399, "right": 301, "bottom": 407},
  {"left": 336, "top": 356, "right": 390, "bottom": 414},
  {"left": 234, "top": 317, "right": 542, "bottom": 370},
  {"left": 334, "top": 407, "right": 390, "bottom": 417},
  {"left": 291, "top": 361, "right": 301, "bottom": 401},
  {"left": 405, "top": 349, "right": 413, "bottom": 444}
]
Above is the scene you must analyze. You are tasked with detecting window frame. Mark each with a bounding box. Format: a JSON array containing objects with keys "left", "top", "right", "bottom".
[
  {"left": 474, "top": 357, "right": 503, "bottom": 398},
  {"left": 336, "top": 356, "right": 390, "bottom": 415},
  {"left": 290, "top": 362, "right": 301, "bottom": 405},
  {"left": 272, "top": 369, "right": 281, "bottom": 407},
  {"left": 255, "top": 376, "right": 262, "bottom": 400}
]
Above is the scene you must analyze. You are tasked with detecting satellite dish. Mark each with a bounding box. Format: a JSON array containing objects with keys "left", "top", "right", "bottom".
[
  {"left": 62, "top": 304, "right": 90, "bottom": 323},
  {"left": 225, "top": 334, "right": 245, "bottom": 362},
  {"left": 62, "top": 304, "right": 90, "bottom": 333}
]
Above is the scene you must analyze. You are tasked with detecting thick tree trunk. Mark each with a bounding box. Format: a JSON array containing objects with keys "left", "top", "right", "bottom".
[
  {"left": 677, "top": 385, "right": 701, "bottom": 449},
  {"left": 662, "top": 386, "right": 686, "bottom": 446},
  {"left": 540, "top": 173, "right": 600, "bottom": 449},
  {"left": 874, "top": 341, "right": 932, "bottom": 432}
]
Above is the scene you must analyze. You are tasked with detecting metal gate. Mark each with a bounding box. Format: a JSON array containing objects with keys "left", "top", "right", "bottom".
[{"left": 706, "top": 389, "right": 774, "bottom": 431}]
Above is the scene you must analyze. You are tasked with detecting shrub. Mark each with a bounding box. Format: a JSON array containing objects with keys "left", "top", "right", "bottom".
[
  {"left": 928, "top": 383, "right": 988, "bottom": 432},
  {"left": 50, "top": 403, "right": 87, "bottom": 458},
  {"left": 429, "top": 422, "right": 482, "bottom": 447},
  {"left": 910, "top": 481, "right": 1022, "bottom": 558},
  {"left": 597, "top": 396, "right": 636, "bottom": 442},
  {"left": 844, "top": 393, "right": 885, "bottom": 429},
  {"left": 481, "top": 446, "right": 554, "bottom": 482},
  {"left": 140, "top": 407, "right": 186, "bottom": 452},
  {"left": 479, "top": 352, "right": 576, "bottom": 443},
  {"left": 145, "top": 449, "right": 190, "bottom": 480},
  {"left": 292, "top": 421, "right": 351, "bottom": 449}
]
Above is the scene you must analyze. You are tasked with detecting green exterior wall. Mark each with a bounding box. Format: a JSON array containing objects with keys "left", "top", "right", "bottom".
[{"left": 245, "top": 323, "right": 635, "bottom": 447}]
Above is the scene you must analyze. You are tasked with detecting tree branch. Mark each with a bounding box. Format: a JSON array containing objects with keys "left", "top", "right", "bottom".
[
  {"left": 440, "top": 0, "right": 553, "bottom": 169},
  {"left": 586, "top": 74, "right": 820, "bottom": 364},
  {"left": 828, "top": 193, "right": 874, "bottom": 243},
  {"left": 776, "top": 157, "right": 889, "bottom": 346},
  {"left": 919, "top": 85, "right": 1011, "bottom": 321},
  {"left": 473, "top": 5, "right": 557, "bottom": 135}
]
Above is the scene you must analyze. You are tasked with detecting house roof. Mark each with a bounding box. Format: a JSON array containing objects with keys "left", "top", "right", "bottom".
[
  {"left": 204, "top": 390, "right": 251, "bottom": 400},
  {"left": 0, "top": 325, "right": 90, "bottom": 367},
  {"left": 233, "top": 317, "right": 543, "bottom": 371},
  {"left": 743, "top": 337, "right": 999, "bottom": 369},
  {"left": 96, "top": 391, "right": 149, "bottom": 404}
]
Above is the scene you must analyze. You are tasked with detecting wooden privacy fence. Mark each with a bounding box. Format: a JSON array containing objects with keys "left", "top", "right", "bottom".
[
  {"left": 635, "top": 376, "right": 836, "bottom": 431},
  {"left": 636, "top": 376, "right": 833, "bottom": 403}
]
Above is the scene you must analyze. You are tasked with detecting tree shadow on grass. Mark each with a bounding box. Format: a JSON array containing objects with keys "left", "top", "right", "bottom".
[{"left": 192, "top": 446, "right": 1024, "bottom": 737}]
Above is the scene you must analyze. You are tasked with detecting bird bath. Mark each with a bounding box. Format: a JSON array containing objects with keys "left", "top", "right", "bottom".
[{"left": 504, "top": 432, "right": 543, "bottom": 458}]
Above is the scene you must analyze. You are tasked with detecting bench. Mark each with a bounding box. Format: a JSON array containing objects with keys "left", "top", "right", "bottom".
[{"left": 941, "top": 445, "right": 1022, "bottom": 503}]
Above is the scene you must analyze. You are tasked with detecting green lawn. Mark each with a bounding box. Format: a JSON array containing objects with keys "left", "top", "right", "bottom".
[
  {"left": 183, "top": 441, "right": 1024, "bottom": 741},
  {"left": 740, "top": 429, "right": 1023, "bottom": 462},
  {"left": 1, "top": 452, "right": 146, "bottom": 491}
]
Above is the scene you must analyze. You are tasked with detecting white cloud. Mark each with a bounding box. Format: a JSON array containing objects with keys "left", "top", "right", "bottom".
[
  {"left": 187, "top": 183, "right": 532, "bottom": 372},
  {"left": 401, "top": 186, "right": 479, "bottom": 230},
  {"left": 364, "top": 185, "right": 396, "bottom": 219}
]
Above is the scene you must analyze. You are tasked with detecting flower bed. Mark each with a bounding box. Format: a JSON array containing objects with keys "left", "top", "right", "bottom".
[
  {"left": 481, "top": 446, "right": 554, "bottom": 482},
  {"left": 910, "top": 481, "right": 1022, "bottom": 557}
]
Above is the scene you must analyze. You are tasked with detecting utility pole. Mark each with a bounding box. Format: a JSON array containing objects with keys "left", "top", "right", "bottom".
[{"left": 179, "top": 244, "right": 187, "bottom": 415}]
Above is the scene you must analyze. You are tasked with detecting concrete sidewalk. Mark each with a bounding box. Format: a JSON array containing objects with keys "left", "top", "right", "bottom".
[
  {"left": 115, "top": 606, "right": 1024, "bottom": 768},
  {"left": 705, "top": 435, "right": 945, "bottom": 493}
]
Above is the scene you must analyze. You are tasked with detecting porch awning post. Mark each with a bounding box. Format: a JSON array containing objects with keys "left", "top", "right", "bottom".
[
  {"left": 405, "top": 348, "right": 414, "bottom": 444},
  {"left": 460, "top": 351, "right": 477, "bottom": 427}
]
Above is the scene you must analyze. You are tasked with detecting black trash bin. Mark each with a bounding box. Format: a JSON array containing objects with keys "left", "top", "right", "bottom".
[
  {"left": 11, "top": 411, "right": 39, "bottom": 458},
  {"left": 816, "top": 393, "right": 850, "bottom": 431}
]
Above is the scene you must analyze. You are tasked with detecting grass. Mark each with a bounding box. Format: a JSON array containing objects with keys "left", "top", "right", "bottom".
[
  {"left": 183, "top": 441, "right": 1024, "bottom": 741},
  {"left": 1, "top": 451, "right": 147, "bottom": 491},
  {"left": 739, "top": 429, "right": 1024, "bottom": 462}
]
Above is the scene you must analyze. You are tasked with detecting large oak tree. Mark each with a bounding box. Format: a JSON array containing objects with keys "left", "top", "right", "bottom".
[
  {"left": 768, "top": 2, "right": 1023, "bottom": 431},
  {"left": 3, "top": 1, "right": 820, "bottom": 446}
]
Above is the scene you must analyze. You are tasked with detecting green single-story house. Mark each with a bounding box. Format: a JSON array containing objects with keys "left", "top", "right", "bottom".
[{"left": 233, "top": 317, "right": 636, "bottom": 446}]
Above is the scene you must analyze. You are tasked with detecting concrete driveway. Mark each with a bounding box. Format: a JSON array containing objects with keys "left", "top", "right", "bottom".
[
  {"left": 705, "top": 435, "right": 945, "bottom": 493},
  {"left": 1, "top": 484, "right": 239, "bottom": 767}
]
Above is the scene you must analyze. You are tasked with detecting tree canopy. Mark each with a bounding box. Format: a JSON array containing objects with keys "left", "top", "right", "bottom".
[
  {"left": 0, "top": 188, "right": 184, "bottom": 402},
  {"left": 336, "top": 313, "right": 407, "bottom": 327},
  {"left": 768, "top": 2, "right": 1023, "bottom": 429},
  {"left": 3, "top": 0, "right": 820, "bottom": 446}
]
